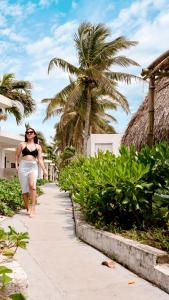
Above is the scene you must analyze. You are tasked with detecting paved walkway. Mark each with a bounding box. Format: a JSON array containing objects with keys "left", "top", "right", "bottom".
[{"left": 2, "top": 184, "right": 169, "bottom": 300}]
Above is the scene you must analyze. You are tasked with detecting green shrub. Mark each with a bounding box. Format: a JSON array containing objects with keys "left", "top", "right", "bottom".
[
  {"left": 0, "top": 177, "right": 43, "bottom": 216},
  {"left": 58, "top": 142, "right": 169, "bottom": 230},
  {"left": 0, "top": 178, "right": 23, "bottom": 216},
  {"left": 37, "top": 178, "right": 48, "bottom": 186}
]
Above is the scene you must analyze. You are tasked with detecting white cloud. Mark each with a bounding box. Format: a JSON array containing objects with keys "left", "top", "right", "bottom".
[
  {"left": 52, "top": 20, "right": 78, "bottom": 39},
  {"left": 1, "top": 0, "right": 169, "bottom": 141},
  {"left": 26, "top": 37, "right": 54, "bottom": 55},
  {"left": 39, "top": 0, "right": 58, "bottom": 7},
  {"left": 0, "top": 27, "right": 27, "bottom": 42},
  {"left": 26, "top": 21, "right": 78, "bottom": 57},
  {"left": 72, "top": 1, "right": 78, "bottom": 9},
  {"left": 0, "top": 14, "right": 6, "bottom": 27},
  {"left": 0, "top": 1, "right": 23, "bottom": 17},
  {"left": 106, "top": 0, "right": 169, "bottom": 133},
  {"left": 121, "top": 10, "right": 169, "bottom": 69},
  {"left": 26, "top": 2, "right": 37, "bottom": 14},
  {"left": 0, "top": 1, "right": 36, "bottom": 20},
  {"left": 108, "top": 0, "right": 169, "bottom": 69},
  {"left": 24, "top": 20, "right": 79, "bottom": 84},
  {"left": 110, "top": 0, "right": 169, "bottom": 36},
  {"left": 0, "top": 40, "right": 9, "bottom": 55}
]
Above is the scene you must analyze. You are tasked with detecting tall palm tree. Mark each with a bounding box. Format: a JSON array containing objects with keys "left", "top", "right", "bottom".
[
  {"left": 0, "top": 73, "right": 35, "bottom": 123},
  {"left": 47, "top": 22, "right": 140, "bottom": 154},
  {"left": 44, "top": 89, "right": 117, "bottom": 152},
  {"left": 36, "top": 130, "right": 47, "bottom": 152}
]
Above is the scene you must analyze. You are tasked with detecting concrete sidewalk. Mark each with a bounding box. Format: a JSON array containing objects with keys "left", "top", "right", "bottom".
[{"left": 2, "top": 184, "right": 169, "bottom": 300}]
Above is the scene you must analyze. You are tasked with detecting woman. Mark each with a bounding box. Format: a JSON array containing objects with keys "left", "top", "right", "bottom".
[{"left": 15, "top": 128, "right": 47, "bottom": 217}]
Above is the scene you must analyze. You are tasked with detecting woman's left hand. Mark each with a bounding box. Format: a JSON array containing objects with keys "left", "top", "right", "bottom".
[{"left": 43, "top": 169, "right": 48, "bottom": 179}]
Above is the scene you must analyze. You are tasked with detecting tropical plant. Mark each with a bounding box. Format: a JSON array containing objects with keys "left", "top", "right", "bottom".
[
  {"left": 58, "top": 142, "right": 169, "bottom": 230},
  {"left": 0, "top": 73, "right": 35, "bottom": 123},
  {"left": 0, "top": 226, "right": 29, "bottom": 257},
  {"left": 46, "top": 88, "right": 117, "bottom": 152},
  {"left": 0, "top": 227, "right": 28, "bottom": 299},
  {"left": 45, "top": 22, "right": 139, "bottom": 154},
  {"left": 0, "top": 177, "right": 43, "bottom": 216}
]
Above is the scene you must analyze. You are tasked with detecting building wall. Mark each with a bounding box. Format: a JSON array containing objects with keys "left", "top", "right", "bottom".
[
  {"left": 0, "top": 148, "right": 5, "bottom": 168},
  {"left": 87, "top": 134, "right": 123, "bottom": 156}
]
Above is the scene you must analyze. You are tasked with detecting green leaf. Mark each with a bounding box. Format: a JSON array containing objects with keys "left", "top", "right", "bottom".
[
  {"left": 122, "top": 199, "right": 129, "bottom": 204},
  {"left": 0, "top": 266, "right": 13, "bottom": 274},
  {"left": 9, "top": 293, "right": 26, "bottom": 300},
  {"left": 1, "top": 273, "right": 12, "bottom": 286}
]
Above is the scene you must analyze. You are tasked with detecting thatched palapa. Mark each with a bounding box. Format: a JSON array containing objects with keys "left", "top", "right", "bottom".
[{"left": 122, "top": 77, "right": 169, "bottom": 150}]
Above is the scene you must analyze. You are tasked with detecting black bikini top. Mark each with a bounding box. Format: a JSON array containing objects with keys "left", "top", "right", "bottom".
[{"left": 22, "top": 144, "right": 38, "bottom": 158}]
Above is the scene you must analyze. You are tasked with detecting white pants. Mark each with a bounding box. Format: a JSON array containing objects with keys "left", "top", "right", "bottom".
[{"left": 18, "top": 160, "right": 38, "bottom": 193}]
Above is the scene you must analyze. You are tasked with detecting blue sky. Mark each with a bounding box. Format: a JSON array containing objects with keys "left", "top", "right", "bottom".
[{"left": 0, "top": 0, "right": 169, "bottom": 143}]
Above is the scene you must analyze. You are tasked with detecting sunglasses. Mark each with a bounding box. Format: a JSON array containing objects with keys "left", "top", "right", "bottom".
[{"left": 26, "top": 131, "right": 34, "bottom": 134}]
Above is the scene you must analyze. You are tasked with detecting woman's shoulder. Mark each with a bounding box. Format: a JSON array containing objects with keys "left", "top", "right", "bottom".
[
  {"left": 36, "top": 144, "right": 42, "bottom": 150},
  {"left": 18, "top": 142, "right": 26, "bottom": 149}
]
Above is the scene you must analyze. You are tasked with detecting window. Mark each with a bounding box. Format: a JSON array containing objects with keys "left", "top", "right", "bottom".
[{"left": 95, "top": 143, "right": 113, "bottom": 153}]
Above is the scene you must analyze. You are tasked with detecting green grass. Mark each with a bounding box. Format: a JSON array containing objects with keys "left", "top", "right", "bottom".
[{"left": 107, "top": 226, "right": 169, "bottom": 252}]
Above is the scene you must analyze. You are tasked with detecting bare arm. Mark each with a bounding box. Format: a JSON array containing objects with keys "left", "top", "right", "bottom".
[
  {"left": 15, "top": 144, "right": 22, "bottom": 171},
  {"left": 37, "top": 145, "right": 48, "bottom": 177}
]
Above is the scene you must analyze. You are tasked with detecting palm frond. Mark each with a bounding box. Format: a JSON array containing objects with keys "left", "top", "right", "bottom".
[
  {"left": 108, "top": 56, "right": 140, "bottom": 67},
  {"left": 64, "top": 82, "right": 83, "bottom": 111},
  {"left": 105, "top": 71, "right": 141, "bottom": 84},
  {"left": 12, "top": 80, "right": 32, "bottom": 90},
  {"left": 91, "top": 116, "right": 116, "bottom": 133},
  {"left": 60, "top": 111, "right": 77, "bottom": 128},
  {"left": 95, "top": 98, "right": 117, "bottom": 110},
  {"left": 48, "top": 58, "right": 79, "bottom": 75},
  {"left": 104, "top": 113, "right": 117, "bottom": 122},
  {"left": 108, "top": 36, "right": 138, "bottom": 53},
  {"left": 0, "top": 73, "right": 14, "bottom": 86},
  {"left": 6, "top": 106, "right": 22, "bottom": 124}
]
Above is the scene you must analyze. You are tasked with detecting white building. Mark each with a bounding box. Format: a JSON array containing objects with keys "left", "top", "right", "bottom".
[
  {"left": 0, "top": 127, "right": 56, "bottom": 180},
  {"left": 87, "top": 134, "right": 122, "bottom": 156},
  {"left": 0, "top": 129, "right": 24, "bottom": 178},
  {"left": 0, "top": 95, "right": 56, "bottom": 180}
]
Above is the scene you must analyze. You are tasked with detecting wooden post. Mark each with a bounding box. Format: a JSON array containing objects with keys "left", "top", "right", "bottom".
[{"left": 147, "top": 76, "right": 155, "bottom": 147}]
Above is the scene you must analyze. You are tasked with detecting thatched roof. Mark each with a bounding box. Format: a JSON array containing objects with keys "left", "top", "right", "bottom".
[{"left": 122, "top": 77, "right": 169, "bottom": 149}]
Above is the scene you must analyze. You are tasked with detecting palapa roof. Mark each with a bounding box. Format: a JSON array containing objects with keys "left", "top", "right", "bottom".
[
  {"left": 122, "top": 50, "right": 169, "bottom": 150},
  {"left": 121, "top": 77, "right": 169, "bottom": 150}
]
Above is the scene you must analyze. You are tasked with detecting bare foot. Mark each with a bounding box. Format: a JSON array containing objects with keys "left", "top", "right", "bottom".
[
  {"left": 29, "top": 209, "right": 35, "bottom": 218},
  {"left": 27, "top": 207, "right": 31, "bottom": 216}
]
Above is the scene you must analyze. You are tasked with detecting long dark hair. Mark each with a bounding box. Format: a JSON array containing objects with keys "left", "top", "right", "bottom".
[{"left": 25, "top": 128, "right": 38, "bottom": 144}]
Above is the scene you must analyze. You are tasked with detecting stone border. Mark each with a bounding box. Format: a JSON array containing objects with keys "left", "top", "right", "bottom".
[
  {"left": 0, "top": 255, "right": 28, "bottom": 299},
  {"left": 72, "top": 203, "right": 169, "bottom": 294}
]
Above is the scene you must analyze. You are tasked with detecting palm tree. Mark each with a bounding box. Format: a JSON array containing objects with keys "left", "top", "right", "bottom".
[
  {"left": 36, "top": 130, "right": 47, "bottom": 152},
  {"left": 0, "top": 73, "right": 35, "bottom": 123},
  {"left": 47, "top": 22, "right": 140, "bottom": 154},
  {"left": 43, "top": 87, "right": 118, "bottom": 152}
]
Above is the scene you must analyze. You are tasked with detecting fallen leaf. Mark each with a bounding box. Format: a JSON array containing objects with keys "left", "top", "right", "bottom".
[
  {"left": 128, "top": 280, "right": 136, "bottom": 285},
  {"left": 101, "top": 261, "right": 115, "bottom": 268}
]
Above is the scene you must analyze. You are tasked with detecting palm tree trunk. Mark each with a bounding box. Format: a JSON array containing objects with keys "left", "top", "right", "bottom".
[
  {"left": 83, "top": 85, "right": 92, "bottom": 155},
  {"left": 147, "top": 76, "right": 155, "bottom": 147}
]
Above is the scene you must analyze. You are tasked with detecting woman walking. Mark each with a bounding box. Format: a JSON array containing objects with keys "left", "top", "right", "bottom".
[{"left": 15, "top": 128, "right": 47, "bottom": 217}]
